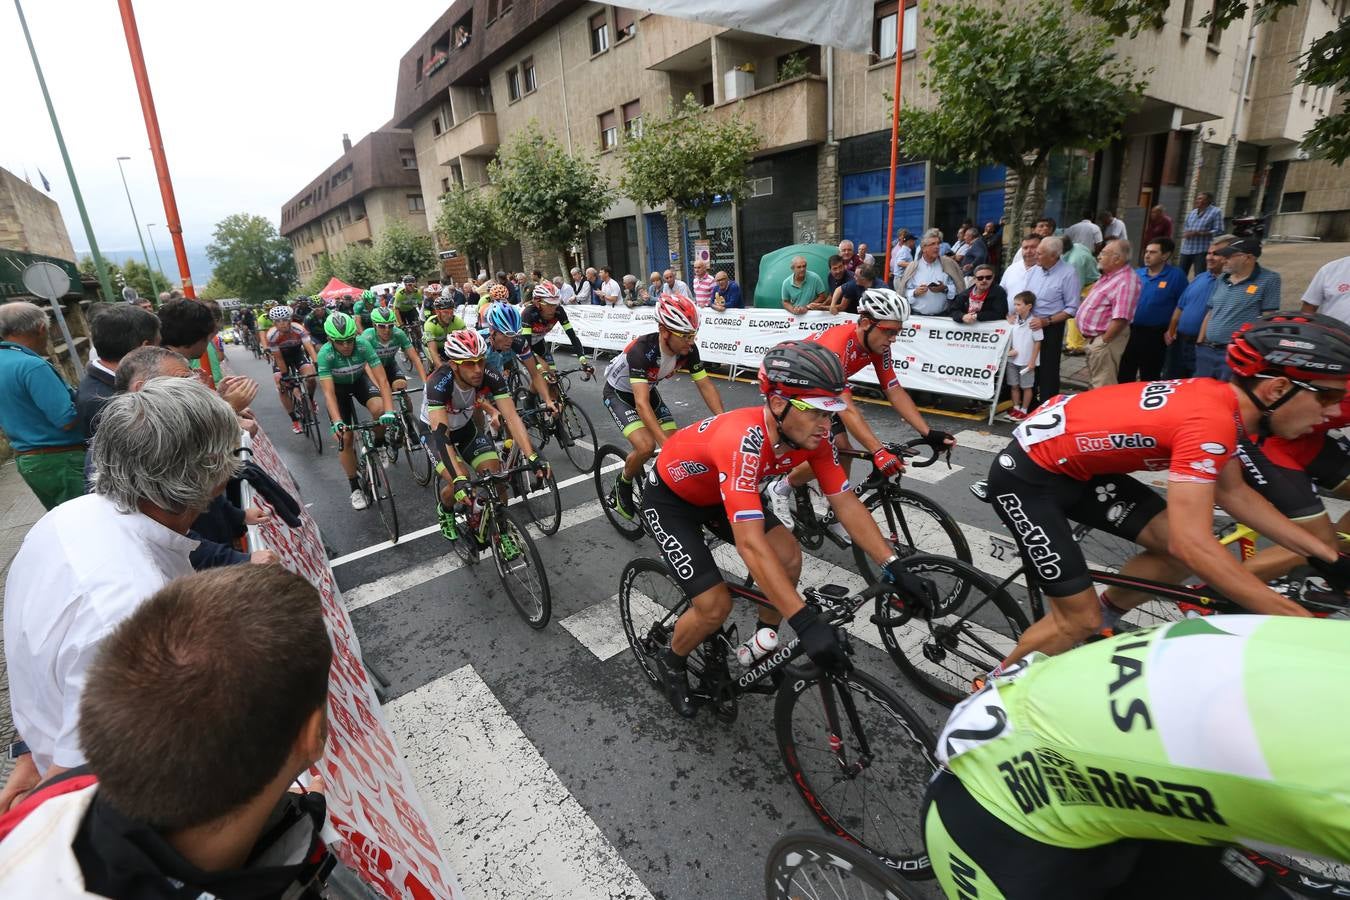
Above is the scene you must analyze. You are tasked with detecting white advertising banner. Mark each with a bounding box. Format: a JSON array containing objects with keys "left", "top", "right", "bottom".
[{"left": 694, "top": 309, "right": 746, "bottom": 365}]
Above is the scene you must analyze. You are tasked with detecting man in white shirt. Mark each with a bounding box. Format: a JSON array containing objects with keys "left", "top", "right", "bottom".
[
  {"left": 597, "top": 265, "right": 622, "bottom": 306},
  {"left": 1000, "top": 232, "right": 1042, "bottom": 297},
  {"left": 1064, "top": 210, "right": 1103, "bottom": 252},
  {"left": 1300, "top": 255, "right": 1350, "bottom": 326},
  {"left": 567, "top": 268, "right": 592, "bottom": 305},
  {"left": 661, "top": 268, "right": 693, "bottom": 300},
  {"left": 1099, "top": 209, "right": 1128, "bottom": 244},
  {"left": 1, "top": 377, "right": 243, "bottom": 805},
  {"left": 556, "top": 275, "right": 575, "bottom": 304},
  {"left": 899, "top": 232, "right": 960, "bottom": 315}
]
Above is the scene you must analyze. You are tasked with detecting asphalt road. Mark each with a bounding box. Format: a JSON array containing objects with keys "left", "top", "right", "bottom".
[{"left": 226, "top": 340, "right": 1026, "bottom": 900}]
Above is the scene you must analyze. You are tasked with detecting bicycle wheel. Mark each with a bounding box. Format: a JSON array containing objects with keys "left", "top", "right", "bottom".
[
  {"left": 618, "top": 558, "right": 713, "bottom": 688},
  {"left": 364, "top": 453, "right": 400, "bottom": 543},
  {"left": 595, "top": 443, "right": 645, "bottom": 540},
  {"left": 519, "top": 462, "right": 562, "bottom": 535},
  {"left": 305, "top": 394, "right": 324, "bottom": 455},
  {"left": 775, "top": 666, "right": 937, "bottom": 878},
  {"left": 403, "top": 416, "right": 433, "bottom": 486},
  {"left": 852, "top": 487, "right": 970, "bottom": 583},
  {"left": 765, "top": 831, "right": 918, "bottom": 900},
  {"left": 450, "top": 502, "right": 480, "bottom": 567},
  {"left": 876, "top": 554, "right": 1029, "bottom": 708},
  {"left": 557, "top": 399, "right": 598, "bottom": 473},
  {"left": 490, "top": 506, "right": 551, "bottom": 628},
  {"left": 1241, "top": 847, "right": 1350, "bottom": 896}
]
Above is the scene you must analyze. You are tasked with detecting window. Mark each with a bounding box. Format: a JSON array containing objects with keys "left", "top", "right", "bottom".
[
  {"left": 599, "top": 110, "right": 618, "bottom": 150},
  {"left": 487, "top": 0, "right": 497, "bottom": 22},
  {"left": 522, "top": 57, "right": 536, "bottom": 94},
  {"left": 873, "top": 1, "right": 917, "bottom": 60},
  {"left": 622, "top": 99, "right": 642, "bottom": 139},
  {"left": 408, "top": 194, "right": 426, "bottom": 212},
  {"left": 1180, "top": 0, "right": 1196, "bottom": 28},
  {"left": 1205, "top": 3, "right": 1222, "bottom": 46},
  {"left": 701, "top": 81, "right": 715, "bottom": 106},
  {"left": 432, "top": 116, "right": 443, "bottom": 137},
  {"left": 451, "top": 162, "right": 464, "bottom": 187},
  {"left": 614, "top": 7, "right": 635, "bottom": 41},
  {"left": 590, "top": 12, "right": 610, "bottom": 54},
  {"left": 500, "top": 0, "right": 512, "bottom": 13},
  {"left": 507, "top": 66, "right": 521, "bottom": 102},
  {"left": 1281, "top": 191, "right": 1305, "bottom": 213},
  {"left": 441, "top": 177, "right": 451, "bottom": 193},
  {"left": 401, "top": 152, "right": 417, "bottom": 169},
  {"left": 416, "top": 55, "right": 424, "bottom": 83}
]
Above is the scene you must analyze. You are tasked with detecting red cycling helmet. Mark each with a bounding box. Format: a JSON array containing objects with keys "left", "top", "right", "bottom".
[
  {"left": 1227, "top": 312, "right": 1350, "bottom": 381},
  {"left": 656, "top": 295, "right": 699, "bottom": 332}
]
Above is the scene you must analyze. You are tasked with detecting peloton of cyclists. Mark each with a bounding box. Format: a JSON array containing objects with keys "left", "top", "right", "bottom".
[
  {"left": 520, "top": 281, "right": 594, "bottom": 386},
  {"left": 480, "top": 302, "right": 557, "bottom": 421}
]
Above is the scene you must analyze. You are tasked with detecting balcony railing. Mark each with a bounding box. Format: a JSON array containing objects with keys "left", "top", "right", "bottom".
[
  {"left": 433, "top": 111, "right": 499, "bottom": 165},
  {"left": 712, "top": 75, "right": 826, "bottom": 153}
]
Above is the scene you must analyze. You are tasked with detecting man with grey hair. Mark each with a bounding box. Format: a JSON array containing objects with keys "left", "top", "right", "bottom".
[
  {"left": 1025, "top": 234, "right": 1081, "bottom": 404},
  {"left": 1, "top": 377, "right": 243, "bottom": 802},
  {"left": 0, "top": 301, "right": 85, "bottom": 510},
  {"left": 111, "top": 345, "right": 192, "bottom": 393},
  {"left": 567, "top": 267, "right": 592, "bottom": 305}
]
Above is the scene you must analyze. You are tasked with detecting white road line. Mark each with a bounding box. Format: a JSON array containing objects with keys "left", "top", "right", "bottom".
[
  {"left": 952, "top": 430, "right": 1012, "bottom": 454},
  {"left": 561, "top": 590, "right": 666, "bottom": 662},
  {"left": 331, "top": 461, "right": 622, "bottom": 568},
  {"left": 901, "top": 461, "right": 963, "bottom": 484},
  {"left": 388, "top": 666, "right": 654, "bottom": 900}
]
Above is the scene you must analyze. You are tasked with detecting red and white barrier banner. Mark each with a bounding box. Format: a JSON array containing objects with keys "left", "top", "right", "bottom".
[{"left": 242, "top": 428, "right": 462, "bottom": 900}]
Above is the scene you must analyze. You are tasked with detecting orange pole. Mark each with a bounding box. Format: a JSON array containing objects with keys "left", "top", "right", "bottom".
[{"left": 881, "top": 12, "right": 906, "bottom": 283}]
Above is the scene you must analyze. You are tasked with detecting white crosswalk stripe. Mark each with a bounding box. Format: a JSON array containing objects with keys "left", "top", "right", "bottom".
[{"left": 951, "top": 430, "right": 1012, "bottom": 454}]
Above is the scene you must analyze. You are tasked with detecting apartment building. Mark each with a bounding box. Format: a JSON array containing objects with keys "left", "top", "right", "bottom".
[
  {"left": 393, "top": 1, "right": 1348, "bottom": 298},
  {"left": 280, "top": 130, "right": 429, "bottom": 280}
]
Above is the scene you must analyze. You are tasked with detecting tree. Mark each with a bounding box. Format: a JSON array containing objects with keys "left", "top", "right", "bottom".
[
  {"left": 1074, "top": 0, "right": 1348, "bottom": 162},
  {"left": 197, "top": 277, "right": 233, "bottom": 301},
  {"left": 330, "top": 242, "right": 381, "bottom": 289},
  {"left": 121, "top": 258, "right": 171, "bottom": 299},
  {"left": 205, "top": 213, "right": 297, "bottom": 304},
  {"left": 375, "top": 220, "right": 437, "bottom": 283},
  {"left": 490, "top": 121, "right": 615, "bottom": 271},
  {"left": 620, "top": 94, "right": 760, "bottom": 239},
  {"left": 896, "top": 2, "right": 1146, "bottom": 236},
  {"left": 436, "top": 186, "right": 512, "bottom": 276}
]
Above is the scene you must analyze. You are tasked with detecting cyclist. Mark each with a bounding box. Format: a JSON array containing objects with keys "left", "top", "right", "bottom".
[
  {"left": 762, "top": 287, "right": 955, "bottom": 536},
  {"left": 520, "top": 281, "right": 593, "bottom": 386},
  {"left": 643, "top": 340, "right": 934, "bottom": 718},
  {"left": 392, "top": 274, "right": 422, "bottom": 328},
  {"left": 303, "top": 302, "right": 329, "bottom": 349},
  {"left": 603, "top": 295, "right": 724, "bottom": 521},
  {"left": 476, "top": 282, "right": 510, "bottom": 320},
  {"left": 423, "top": 295, "right": 467, "bottom": 368},
  {"left": 927, "top": 616, "right": 1350, "bottom": 900},
  {"left": 264, "top": 304, "right": 319, "bottom": 434},
  {"left": 480, "top": 302, "right": 556, "bottom": 418},
  {"left": 255, "top": 306, "right": 275, "bottom": 354},
  {"left": 363, "top": 307, "right": 429, "bottom": 391},
  {"left": 423, "top": 328, "right": 546, "bottom": 543},
  {"left": 353, "top": 289, "right": 376, "bottom": 330},
  {"left": 422, "top": 283, "right": 442, "bottom": 319},
  {"left": 316, "top": 312, "right": 398, "bottom": 510},
  {"left": 983, "top": 312, "right": 1350, "bottom": 678}
]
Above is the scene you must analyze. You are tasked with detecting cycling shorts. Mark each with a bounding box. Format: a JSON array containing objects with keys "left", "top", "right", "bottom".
[
  {"left": 380, "top": 358, "right": 406, "bottom": 386},
  {"left": 603, "top": 384, "right": 676, "bottom": 438},
  {"left": 449, "top": 421, "right": 498, "bottom": 470},
  {"left": 529, "top": 339, "right": 554, "bottom": 365},
  {"left": 272, "top": 344, "right": 307, "bottom": 373},
  {"left": 986, "top": 440, "right": 1164, "bottom": 596},
  {"left": 640, "top": 474, "right": 784, "bottom": 600},
  {"left": 397, "top": 307, "right": 420, "bottom": 328},
  {"left": 924, "top": 770, "right": 1286, "bottom": 900},
  {"left": 1236, "top": 434, "right": 1350, "bottom": 521},
  {"left": 333, "top": 375, "right": 382, "bottom": 426}
]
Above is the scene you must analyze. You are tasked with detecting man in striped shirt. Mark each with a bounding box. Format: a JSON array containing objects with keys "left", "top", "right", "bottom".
[
  {"left": 1180, "top": 192, "right": 1225, "bottom": 277},
  {"left": 690, "top": 259, "right": 716, "bottom": 307},
  {"left": 1073, "top": 238, "right": 1141, "bottom": 388}
]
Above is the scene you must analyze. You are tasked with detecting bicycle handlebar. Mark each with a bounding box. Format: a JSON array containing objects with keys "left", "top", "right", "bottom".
[{"left": 837, "top": 436, "right": 948, "bottom": 471}]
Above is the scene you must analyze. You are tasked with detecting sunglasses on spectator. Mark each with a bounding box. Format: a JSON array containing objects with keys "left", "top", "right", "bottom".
[{"left": 974, "top": 275, "right": 993, "bottom": 281}]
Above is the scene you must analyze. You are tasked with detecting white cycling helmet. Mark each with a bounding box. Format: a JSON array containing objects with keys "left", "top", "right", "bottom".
[
  {"left": 532, "top": 282, "right": 560, "bottom": 305},
  {"left": 857, "top": 287, "right": 910, "bottom": 324},
  {"left": 442, "top": 328, "right": 488, "bottom": 362},
  {"left": 268, "top": 304, "right": 294, "bottom": 321}
]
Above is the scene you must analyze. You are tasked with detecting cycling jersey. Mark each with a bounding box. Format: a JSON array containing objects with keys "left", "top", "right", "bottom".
[
  {"left": 806, "top": 320, "right": 901, "bottom": 389},
  {"left": 934, "top": 616, "right": 1350, "bottom": 865},
  {"left": 392, "top": 286, "right": 422, "bottom": 311},
  {"left": 360, "top": 326, "right": 413, "bottom": 363},
  {"left": 303, "top": 313, "right": 328, "bottom": 347},
  {"left": 424, "top": 363, "right": 511, "bottom": 431},
  {"left": 604, "top": 332, "right": 707, "bottom": 391},
  {"left": 481, "top": 330, "right": 534, "bottom": 378},
  {"left": 316, "top": 337, "right": 380, "bottom": 385},
  {"left": 656, "top": 406, "right": 849, "bottom": 523},
  {"left": 1014, "top": 378, "right": 1245, "bottom": 484},
  {"left": 422, "top": 313, "right": 467, "bottom": 349},
  {"left": 520, "top": 304, "right": 585, "bottom": 356},
  {"left": 265, "top": 323, "right": 311, "bottom": 353}
]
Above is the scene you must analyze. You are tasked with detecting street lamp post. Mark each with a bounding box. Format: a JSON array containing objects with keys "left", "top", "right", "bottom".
[
  {"left": 145, "top": 222, "right": 166, "bottom": 295},
  {"left": 115, "top": 155, "right": 156, "bottom": 294}
]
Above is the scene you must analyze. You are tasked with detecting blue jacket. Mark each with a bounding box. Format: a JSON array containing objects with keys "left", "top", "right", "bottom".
[{"left": 0, "top": 341, "right": 79, "bottom": 450}]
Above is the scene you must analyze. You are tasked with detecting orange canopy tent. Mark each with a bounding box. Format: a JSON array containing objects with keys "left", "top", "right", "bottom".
[{"left": 316, "top": 277, "right": 363, "bottom": 301}]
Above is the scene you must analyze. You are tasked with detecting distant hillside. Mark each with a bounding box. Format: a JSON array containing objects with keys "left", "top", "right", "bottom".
[{"left": 77, "top": 245, "right": 214, "bottom": 288}]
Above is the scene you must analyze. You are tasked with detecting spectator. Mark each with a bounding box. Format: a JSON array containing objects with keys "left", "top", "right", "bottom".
[
  {"left": 1119, "top": 237, "right": 1186, "bottom": 382},
  {"left": 1180, "top": 191, "right": 1225, "bottom": 277},
  {"left": 1033, "top": 217, "right": 1056, "bottom": 239},
  {"left": 597, "top": 266, "right": 622, "bottom": 306},
  {"left": 856, "top": 242, "right": 876, "bottom": 267},
  {"left": 1098, "top": 209, "right": 1128, "bottom": 245},
  {"left": 949, "top": 265, "right": 1008, "bottom": 324},
  {"left": 567, "top": 267, "right": 592, "bottom": 305},
  {"left": 950, "top": 228, "right": 970, "bottom": 261},
  {"left": 1141, "top": 204, "right": 1174, "bottom": 252},
  {"left": 1060, "top": 234, "right": 1100, "bottom": 288},
  {"left": 929, "top": 226, "right": 952, "bottom": 256},
  {"left": 711, "top": 269, "right": 743, "bottom": 310},
  {"left": 662, "top": 268, "right": 693, "bottom": 300},
  {"left": 639, "top": 271, "right": 662, "bottom": 305},
  {"left": 1195, "top": 238, "right": 1281, "bottom": 380},
  {"left": 112, "top": 345, "right": 191, "bottom": 392},
  {"left": 690, "top": 259, "right": 716, "bottom": 307},
  {"left": 1000, "top": 233, "right": 1041, "bottom": 297},
  {"left": 585, "top": 267, "right": 602, "bottom": 305},
  {"left": 1063, "top": 210, "right": 1102, "bottom": 253},
  {"left": 1, "top": 378, "right": 241, "bottom": 797},
  {"left": 621, "top": 274, "right": 646, "bottom": 308},
  {"left": 522, "top": 269, "right": 543, "bottom": 304},
  {"left": 1073, "top": 238, "right": 1141, "bottom": 389},
  {"left": 1004, "top": 291, "right": 1042, "bottom": 420},
  {"left": 0, "top": 565, "right": 333, "bottom": 895},
  {"left": 157, "top": 298, "right": 215, "bottom": 367},
  {"left": 838, "top": 239, "right": 862, "bottom": 274},
  {"left": 958, "top": 226, "right": 988, "bottom": 278},
  {"left": 982, "top": 221, "right": 1002, "bottom": 269},
  {"left": 496, "top": 270, "right": 519, "bottom": 304},
  {"left": 897, "top": 231, "right": 962, "bottom": 315},
  {"left": 780, "top": 255, "right": 826, "bottom": 315},
  {"left": 823, "top": 254, "right": 855, "bottom": 311},
  {"left": 890, "top": 229, "right": 917, "bottom": 277},
  {"left": 77, "top": 303, "right": 159, "bottom": 441},
  {"left": 1299, "top": 254, "right": 1350, "bottom": 326},
  {"left": 1165, "top": 235, "right": 1234, "bottom": 378},
  {"left": 832, "top": 264, "right": 876, "bottom": 315},
  {"left": 0, "top": 302, "right": 85, "bottom": 510},
  {"left": 1025, "top": 235, "right": 1082, "bottom": 403},
  {"left": 557, "top": 274, "right": 575, "bottom": 304}
]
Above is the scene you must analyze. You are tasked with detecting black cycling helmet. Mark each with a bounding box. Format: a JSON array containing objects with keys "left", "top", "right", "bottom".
[
  {"left": 1227, "top": 311, "right": 1350, "bottom": 427},
  {"left": 759, "top": 340, "right": 848, "bottom": 448},
  {"left": 402, "top": 274, "right": 416, "bottom": 284}
]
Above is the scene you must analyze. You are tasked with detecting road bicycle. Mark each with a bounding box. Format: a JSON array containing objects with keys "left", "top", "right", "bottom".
[
  {"left": 385, "top": 387, "right": 433, "bottom": 487},
  {"left": 279, "top": 371, "right": 323, "bottom": 455},
  {"left": 242, "top": 326, "right": 262, "bottom": 359},
  {"left": 336, "top": 420, "right": 399, "bottom": 543},
  {"left": 507, "top": 362, "right": 600, "bottom": 475},
  {"left": 764, "top": 830, "right": 918, "bottom": 900},
  {"left": 496, "top": 434, "right": 562, "bottom": 535},
  {"left": 593, "top": 448, "right": 653, "bottom": 540},
  {"left": 618, "top": 559, "right": 937, "bottom": 877},
  {"left": 445, "top": 462, "right": 552, "bottom": 628}
]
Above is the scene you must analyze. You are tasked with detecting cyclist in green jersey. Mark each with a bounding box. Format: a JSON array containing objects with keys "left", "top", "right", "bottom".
[
  {"left": 392, "top": 274, "right": 422, "bottom": 328},
  {"left": 316, "top": 313, "right": 398, "bottom": 510},
  {"left": 363, "top": 307, "right": 429, "bottom": 390},
  {"left": 927, "top": 616, "right": 1350, "bottom": 899},
  {"left": 352, "top": 290, "right": 375, "bottom": 330},
  {"left": 423, "top": 296, "right": 467, "bottom": 368}
]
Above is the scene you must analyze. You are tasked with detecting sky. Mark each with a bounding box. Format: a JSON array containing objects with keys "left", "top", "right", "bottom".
[{"left": 1, "top": 0, "right": 448, "bottom": 280}]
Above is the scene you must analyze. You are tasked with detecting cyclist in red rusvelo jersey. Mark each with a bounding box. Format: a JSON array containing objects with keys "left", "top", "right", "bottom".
[
  {"left": 985, "top": 312, "right": 1350, "bottom": 675},
  {"left": 763, "top": 287, "right": 955, "bottom": 536},
  {"left": 644, "top": 340, "right": 936, "bottom": 718}
]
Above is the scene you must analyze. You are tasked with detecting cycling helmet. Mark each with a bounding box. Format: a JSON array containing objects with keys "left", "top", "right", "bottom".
[
  {"left": 324, "top": 297, "right": 339, "bottom": 309},
  {"left": 402, "top": 274, "right": 416, "bottom": 284},
  {"left": 656, "top": 295, "right": 699, "bottom": 333},
  {"left": 489, "top": 283, "right": 510, "bottom": 301},
  {"left": 268, "top": 305, "right": 293, "bottom": 321},
  {"left": 433, "top": 294, "right": 457, "bottom": 310},
  {"left": 1228, "top": 312, "right": 1350, "bottom": 380},
  {"left": 532, "top": 282, "right": 560, "bottom": 305},
  {"left": 443, "top": 328, "right": 487, "bottom": 362},
  {"left": 484, "top": 302, "right": 522, "bottom": 335},
  {"left": 857, "top": 287, "right": 910, "bottom": 324},
  {"left": 371, "top": 307, "right": 397, "bottom": 325},
  {"left": 361, "top": 289, "right": 376, "bottom": 301},
  {"left": 424, "top": 283, "right": 442, "bottom": 297},
  {"left": 324, "top": 312, "right": 360, "bottom": 341},
  {"left": 293, "top": 295, "right": 311, "bottom": 306},
  {"left": 758, "top": 340, "right": 848, "bottom": 412}
]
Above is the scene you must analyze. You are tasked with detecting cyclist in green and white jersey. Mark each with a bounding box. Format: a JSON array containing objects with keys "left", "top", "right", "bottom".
[
  {"left": 315, "top": 313, "right": 397, "bottom": 510},
  {"left": 423, "top": 296, "right": 467, "bottom": 368},
  {"left": 363, "top": 307, "right": 428, "bottom": 390},
  {"left": 927, "top": 615, "right": 1350, "bottom": 899},
  {"left": 392, "top": 274, "right": 423, "bottom": 328}
]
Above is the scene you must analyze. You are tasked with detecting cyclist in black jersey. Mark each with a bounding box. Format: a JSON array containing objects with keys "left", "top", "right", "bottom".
[{"left": 520, "top": 282, "right": 593, "bottom": 383}]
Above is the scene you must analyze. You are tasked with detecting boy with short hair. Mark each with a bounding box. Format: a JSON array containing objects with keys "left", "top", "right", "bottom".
[{"left": 1005, "top": 291, "right": 1042, "bottom": 421}]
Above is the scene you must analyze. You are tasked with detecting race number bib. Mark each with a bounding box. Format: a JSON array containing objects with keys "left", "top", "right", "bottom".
[
  {"left": 1013, "top": 396, "right": 1071, "bottom": 449},
  {"left": 936, "top": 657, "right": 1037, "bottom": 765}
]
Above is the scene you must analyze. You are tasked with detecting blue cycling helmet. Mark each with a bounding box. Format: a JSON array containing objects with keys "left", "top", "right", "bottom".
[{"left": 484, "top": 301, "right": 522, "bottom": 335}]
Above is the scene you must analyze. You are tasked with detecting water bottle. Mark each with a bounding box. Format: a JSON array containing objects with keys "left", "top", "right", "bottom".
[{"left": 736, "top": 627, "right": 779, "bottom": 667}]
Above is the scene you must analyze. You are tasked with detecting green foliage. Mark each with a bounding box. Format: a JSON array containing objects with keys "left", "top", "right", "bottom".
[
  {"left": 330, "top": 242, "right": 381, "bottom": 289},
  {"left": 777, "top": 53, "right": 809, "bottom": 82},
  {"left": 490, "top": 121, "right": 615, "bottom": 260},
  {"left": 897, "top": 1, "right": 1146, "bottom": 233},
  {"left": 197, "top": 277, "right": 233, "bottom": 301},
  {"left": 1074, "top": 0, "right": 1347, "bottom": 162},
  {"left": 374, "top": 220, "right": 437, "bottom": 283},
  {"left": 205, "top": 213, "right": 297, "bottom": 304},
  {"left": 436, "top": 186, "right": 512, "bottom": 273},
  {"left": 620, "top": 94, "right": 760, "bottom": 234},
  {"left": 78, "top": 256, "right": 170, "bottom": 300}
]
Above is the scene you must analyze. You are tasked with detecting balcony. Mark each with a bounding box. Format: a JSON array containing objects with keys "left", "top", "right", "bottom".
[
  {"left": 639, "top": 15, "right": 722, "bottom": 71},
  {"left": 712, "top": 75, "right": 826, "bottom": 154},
  {"left": 433, "top": 111, "right": 499, "bottom": 165},
  {"left": 339, "top": 218, "right": 372, "bottom": 246}
]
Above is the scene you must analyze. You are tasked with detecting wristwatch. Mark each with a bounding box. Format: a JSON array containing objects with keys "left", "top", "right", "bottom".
[{"left": 7, "top": 740, "right": 29, "bottom": 760}]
